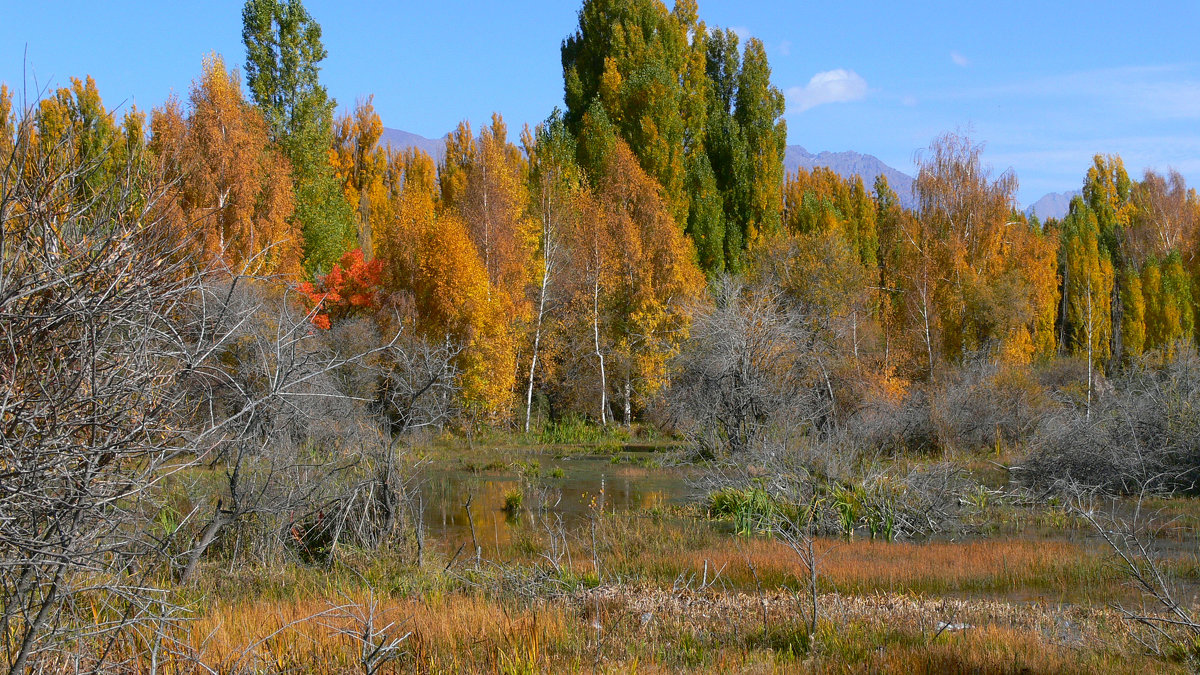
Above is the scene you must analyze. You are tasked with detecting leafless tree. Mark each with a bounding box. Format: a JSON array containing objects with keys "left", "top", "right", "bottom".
[
  {"left": 1, "top": 100, "right": 202, "bottom": 673},
  {"left": 668, "top": 276, "right": 830, "bottom": 459},
  {"left": 0, "top": 94, "right": 410, "bottom": 672},
  {"left": 1061, "top": 480, "right": 1200, "bottom": 661},
  {"left": 379, "top": 334, "right": 462, "bottom": 437}
]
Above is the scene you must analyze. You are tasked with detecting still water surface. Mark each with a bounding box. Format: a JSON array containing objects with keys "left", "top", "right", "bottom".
[{"left": 416, "top": 449, "right": 696, "bottom": 549}]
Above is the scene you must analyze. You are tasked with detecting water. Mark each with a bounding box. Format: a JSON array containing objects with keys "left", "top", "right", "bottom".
[{"left": 415, "top": 449, "right": 695, "bottom": 550}]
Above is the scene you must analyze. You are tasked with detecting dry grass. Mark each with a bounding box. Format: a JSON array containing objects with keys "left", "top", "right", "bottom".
[
  {"left": 95, "top": 591, "right": 577, "bottom": 673},
  {"left": 668, "top": 536, "right": 1112, "bottom": 597},
  {"left": 579, "top": 585, "right": 1184, "bottom": 674},
  {"left": 79, "top": 582, "right": 1180, "bottom": 674},
  {"left": 591, "top": 514, "right": 1116, "bottom": 601}
]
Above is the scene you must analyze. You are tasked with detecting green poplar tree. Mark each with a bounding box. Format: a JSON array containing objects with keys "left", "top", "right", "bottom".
[
  {"left": 733, "top": 37, "right": 786, "bottom": 244},
  {"left": 243, "top": 0, "right": 354, "bottom": 275}
]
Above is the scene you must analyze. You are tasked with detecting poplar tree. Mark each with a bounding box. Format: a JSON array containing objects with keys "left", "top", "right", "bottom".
[
  {"left": 561, "top": 0, "right": 785, "bottom": 273},
  {"left": 242, "top": 0, "right": 353, "bottom": 275}
]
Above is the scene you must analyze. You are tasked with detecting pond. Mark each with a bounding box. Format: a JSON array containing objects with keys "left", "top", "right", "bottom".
[{"left": 415, "top": 447, "right": 697, "bottom": 551}]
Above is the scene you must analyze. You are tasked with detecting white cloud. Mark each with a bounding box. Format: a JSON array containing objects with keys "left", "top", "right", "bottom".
[
  {"left": 951, "top": 51, "right": 970, "bottom": 67},
  {"left": 901, "top": 94, "right": 918, "bottom": 107},
  {"left": 731, "top": 26, "right": 751, "bottom": 46},
  {"left": 787, "top": 69, "right": 868, "bottom": 112},
  {"left": 779, "top": 40, "right": 792, "bottom": 57}
]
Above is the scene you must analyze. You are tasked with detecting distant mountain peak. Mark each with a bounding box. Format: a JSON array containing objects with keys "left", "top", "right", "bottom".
[
  {"left": 784, "top": 145, "right": 915, "bottom": 208},
  {"left": 378, "top": 128, "right": 447, "bottom": 162},
  {"left": 1024, "top": 190, "right": 1080, "bottom": 222},
  {"left": 380, "top": 127, "right": 917, "bottom": 209}
]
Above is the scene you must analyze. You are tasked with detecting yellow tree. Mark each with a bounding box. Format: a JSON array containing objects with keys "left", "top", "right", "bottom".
[
  {"left": 459, "top": 114, "right": 536, "bottom": 317},
  {"left": 1121, "top": 269, "right": 1146, "bottom": 360},
  {"left": 151, "top": 55, "right": 299, "bottom": 277},
  {"left": 890, "top": 208, "right": 941, "bottom": 377},
  {"left": 413, "top": 212, "right": 516, "bottom": 421},
  {"left": 908, "top": 132, "right": 1054, "bottom": 367},
  {"left": 0, "top": 85, "right": 12, "bottom": 159},
  {"left": 374, "top": 147, "right": 516, "bottom": 421},
  {"left": 331, "top": 96, "right": 386, "bottom": 258},
  {"left": 35, "top": 76, "right": 119, "bottom": 191},
  {"left": 520, "top": 115, "right": 583, "bottom": 431},
  {"left": 991, "top": 216, "right": 1059, "bottom": 364},
  {"left": 1141, "top": 252, "right": 1194, "bottom": 355},
  {"left": 1062, "top": 208, "right": 1115, "bottom": 368},
  {"left": 595, "top": 140, "right": 704, "bottom": 423},
  {"left": 438, "top": 120, "right": 475, "bottom": 213},
  {"left": 913, "top": 132, "right": 1018, "bottom": 362}
]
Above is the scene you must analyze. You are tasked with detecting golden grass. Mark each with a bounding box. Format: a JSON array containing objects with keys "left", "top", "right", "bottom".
[
  {"left": 116, "top": 591, "right": 577, "bottom": 673},
  {"left": 591, "top": 513, "right": 1114, "bottom": 600},
  {"left": 96, "top": 585, "right": 1178, "bottom": 674},
  {"left": 668, "top": 536, "right": 1111, "bottom": 596},
  {"left": 57, "top": 557, "right": 1180, "bottom": 674}
]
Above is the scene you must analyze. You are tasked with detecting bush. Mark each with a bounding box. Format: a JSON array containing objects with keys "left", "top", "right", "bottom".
[{"left": 1021, "top": 346, "right": 1200, "bottom": 494}]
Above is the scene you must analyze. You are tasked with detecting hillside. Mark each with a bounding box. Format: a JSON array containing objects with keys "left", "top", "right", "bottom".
[{"left": 378, "top": 127, "right": 447, "bottom": 162}]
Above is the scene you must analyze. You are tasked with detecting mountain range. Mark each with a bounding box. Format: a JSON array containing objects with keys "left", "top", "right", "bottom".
[
  {"left": 783, "top": 145, "right": 916, "bottom": 209},
  {"left": 378, "top": 127, "right": 1067, "bottom": 218}
]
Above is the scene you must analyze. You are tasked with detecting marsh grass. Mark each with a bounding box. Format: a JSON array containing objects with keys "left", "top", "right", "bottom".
[
  {"left": 62, "top": 529, "right": 1183, "bottom": 674},
  {"left": 46, "top": 444, "right": 1200, "bottom": 673}
]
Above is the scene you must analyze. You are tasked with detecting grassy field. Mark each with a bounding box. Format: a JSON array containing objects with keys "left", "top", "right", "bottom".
[{"left": 76, "top": 436, "right": 1200, "bottom": 673}]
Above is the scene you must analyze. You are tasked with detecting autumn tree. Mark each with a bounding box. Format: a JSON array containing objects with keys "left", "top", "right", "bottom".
[
  {"left": 28, "top": 76, "right": 151, "bottom": 212},
  {"left": 561, "top": 0, "right": 785, "bottom": 273},
  {"left": 521, "top": 113, "right": 582, "bottom": 430},
  {"left": 151, "top": 54, "right": 299, "bottom": 277},
  {"left": 457, "top": 114, "right": 536, "bottom": 317},
  {"left": 373, "top": 147, "right": 516, "bottom": 421},
  {"left": 1141, "top": 251, "right": 1194, "bottom": 354},
  {"left": 1120, "top": 270, "right": 1146, "bottom": 360},
  {"left": 592, "top": 140, "right": 705, "bottom": 424},
  {"left": 298, "top": 247, "right": 383, "bottom": 329},
  {"left": 439, "top": 120, "right": 475, "bottom": 213},
  {"left": 243, "top": 0, "right": 354, "bottom": 274},
  {"left": 331, "top": 96, "right": 386, "bottom": 258},
  {"left": 1129, "top": 169, "right": 1199, "bottom": 266},
  {"left": 563, "top": 0, "right": 689, "bottom": 223},
  {"left": 783, "top": 167, "right": 879, "bottom": 270},
  {"left": 888, "top": 207, "right": 941, "bottom": 376},
  {"left": 0, "top": 84, "right": 12, "bottom": 160},
  {"left": 1060, "top": 200, "right": 1115, "bottom": 368},
  {"left": 1081, "top": 154, "right": 1135, "bottom": 360},
  {"left": 909, "top": 132, "right": 1056, "bottom": 367}
]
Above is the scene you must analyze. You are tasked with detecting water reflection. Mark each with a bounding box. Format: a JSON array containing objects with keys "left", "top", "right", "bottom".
[{"left": 416, "top": 451, "right": 692, "bottom": 552}]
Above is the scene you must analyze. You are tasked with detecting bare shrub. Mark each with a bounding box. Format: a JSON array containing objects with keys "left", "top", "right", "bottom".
[
  {"left": 668, "top": 276, "right": 831, "bottom": 459},
  {"left": 929, "top": 355, "right": 1055, "bottom": 452},
  {"left": 842, "top": 385, "right": 938, "bottom": 455},
  {"left": 1022, "top": 346, "right": 1200, "bottom": 493},
  {"left": 1, "top": 103, "right": 201, "bottom": 672}
]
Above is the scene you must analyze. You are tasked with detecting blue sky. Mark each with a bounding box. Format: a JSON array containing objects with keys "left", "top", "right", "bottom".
[{"left": 3, "top": 0, "right": 1198, "bottom": 205}]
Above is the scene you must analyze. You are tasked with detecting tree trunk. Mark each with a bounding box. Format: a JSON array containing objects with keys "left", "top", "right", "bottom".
[
  {"left": 592, "top": 278, "right": 607, "bottom": 426},
  {"left": 525, "top": 255, "right": 550, "bottom": 433},
  {"left": 180, "top": 501, "right": 226, "bottom": 584},
  {"left": 623, "top": 375, "right": 631, "bottom": 427}
]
